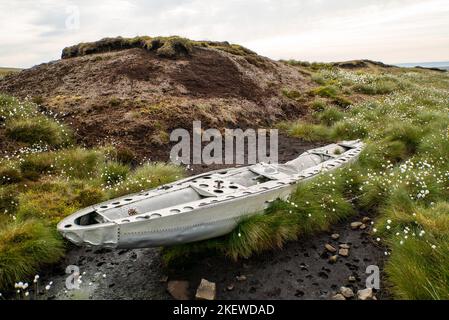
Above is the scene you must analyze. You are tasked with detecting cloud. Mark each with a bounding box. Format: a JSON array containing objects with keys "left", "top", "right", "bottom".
[{"left": 0, "top": 0, "right": 448, "bottom": 67}]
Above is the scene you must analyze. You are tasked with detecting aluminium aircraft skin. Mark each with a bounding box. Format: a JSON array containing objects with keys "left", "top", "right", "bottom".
[{"left": 57, "top": 140, "right": 363, "bottom": 248}]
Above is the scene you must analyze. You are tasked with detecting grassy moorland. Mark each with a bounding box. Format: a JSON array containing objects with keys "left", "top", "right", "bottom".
[
  {"left": 0, "top": 95, "right": 184, "bottom": 291},
  {"left": 163, "top": 66, "right": 449, "bottom": 299},
  {"left": 0, "top": 62, "right": 447, "bottom": 300},
  {"left": 0, "top": 67, "right": 21, "bottom": 79}
]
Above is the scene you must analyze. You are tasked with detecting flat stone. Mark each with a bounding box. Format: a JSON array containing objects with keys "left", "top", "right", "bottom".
[
  {"left": 167, "top": 280, "right": 189, "bottom": 300},
  {"left": 348, "top": 276, "right": 357, "bottom": 282},
  {"left": 195, "top": 279, "right": 216, "bottom": 300},
  {"left": 359, "top": 223, "right": 367, "bottom": 230},
  {"left": 226, "top": 284, "right": 235, "bottom": 291},
  {"left": 357, "top": 288, "right": 374, "bottom": 300},
  {"left": 339, "top": 243, "right": 350, "bottom": 249},
  {"left": 331, "top": 233, "right": 340, "bottom": 240},
  {"left": 332, "top": 293, "right": 346, "bottom": 300},
  {"left": 325, "top": 244, "right": 337, "bottom": 253},
  {"left": 339, "top": 248, "right": 349, "bottom": 257},
  {"left": 350, "top": 221, "right": 363, "bottom": 229},
  {"left": 328, "top": 255, "right": 338, "bottom": 263},
  {"left": 340, "top": 286, "right": 354, "bottom": 298}
]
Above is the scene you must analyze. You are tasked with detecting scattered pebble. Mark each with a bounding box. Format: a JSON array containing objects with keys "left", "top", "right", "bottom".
[
  {"left": 362, "top": 217, "right": 371, "bottom": 223},
  {"left": 325, "top": 244, "right": 337, "bottom": 253},
  {"left": 357, "top": 288, "right": 375, "bottom": 300},
  {"left": 331, "top": 233, "right": 340, "bottom": 240},
  {"left": 236, "top": 275, "right": 247, "bottom": 282},
  {"left": 226, "top": 284, "right": 235, "bottom": 291},
  {"left": 340, "top": 286, "right": 354, "bottom": 298},
  {"left": 350, "top": 221, "right": 363, "bottom": 229},
  {"left": 167, "top": 280, "right": 190, "bottom": 300},
  {"left": 195, "top": 279, "right": 216, "bottom": 300},
  {"left": 339, "top": 248, "right": 349, "bottom": 257},
  {"left": 328, "top": 255, "right": 338, "bottom": 264},
  {"left": 332, "top": 293, "right": 346, "bottom": 300}
]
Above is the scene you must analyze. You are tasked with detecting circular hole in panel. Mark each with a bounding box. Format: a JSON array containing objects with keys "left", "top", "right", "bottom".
[
  {"left": 229, "top": 185, "right": 238, "bottom": 189},
  {"left": 199, "top": 184, "right": 209, "bottom": 187},
  {"left": 203, "top": 176, "right": 212, "bottom": 179},
  {"left": 122, "top": 219, "right": 130, "bottom": 223},
  {"left": 112, "top": 202, "right": 120, "bottom": 205},
  {"left": 150, "top": 213, "right": 162, "bottom": 219},
  {"left": 124, "top": 198, "right": 132, "bottom": 201},
  {"left": 213, "top": 189, "right": 224, "bottom": 193},
  {"left": 64, "top": 224, "right": 72, "bottom": 228},
  {"left": 183, "top": 206, "right": 194, "bottom": 210},
  {"left": 170, "top": 209, "right": 181, "bottom": 213}
]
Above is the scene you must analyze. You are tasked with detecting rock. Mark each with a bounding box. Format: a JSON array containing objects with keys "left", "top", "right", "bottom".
[
  {"left": 340, "top": 286, "right": 354, "bottom": 298},
  {"left": 348, "top": 275, "right": 356, "bottom": 282},
  {"left": 328, "top": 255, "right": 338, "bottom": 263},
  {"left": 236, "top": 275, "right": 247, "bottom": 282},
  {"left": 331, "top": 233, "right": 340, "bottom": 240},
  {"left": 357, "top": 288, "right": 374, "bottom": 300},
  {"left": 359, "top": 223, "right": 367, "bottom": 230},
  {"left": 362, "top": 217, "right": 371, "bottom": 223},
  {"left": 339, "top": 243, "right": 350, "bottom": 249},
  {"left": 325, "top": 244, "right": 337, "bottom": 253},
  {"left": 226, "top": 284, "right": 235, "bottom": 291},
  {"left": 167, "top": 280, "right": 190, "bottom": 300},
  {"left": 339, "top": 248, "right": 349, "bottom": 257},
  {"left": 350, "top": 221, "right": 363, "bottom": 229},
  {"left": 195, "top": 279, "right": 216, "bottom": 300},
  {"left": 332, "top": 293, "right": 346, "bottom": 300}
]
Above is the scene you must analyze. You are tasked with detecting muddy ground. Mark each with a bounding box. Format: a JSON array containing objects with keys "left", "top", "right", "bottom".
[{"left": 35, "top": 135, "right": 388, "bottom": 300}]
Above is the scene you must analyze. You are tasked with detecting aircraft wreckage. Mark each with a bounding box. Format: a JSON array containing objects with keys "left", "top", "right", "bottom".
[{"left": 57, "top": 140, "right": 363, "bottom": 248}]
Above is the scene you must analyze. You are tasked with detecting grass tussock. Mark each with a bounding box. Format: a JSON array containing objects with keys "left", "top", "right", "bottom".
[
  {"left": 0, "top": 94, "right": 186, "bottom": 290},
  {"left": 0, "top": 220, "right": 64, "bottom": 290},
  {"left": 61, "top": 36, "right": 257, "bottom": 59}
]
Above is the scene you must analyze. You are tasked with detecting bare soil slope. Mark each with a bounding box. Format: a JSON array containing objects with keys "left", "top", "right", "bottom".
[{"left": 0, "top": 37, "right": 314, "bottom": 159}]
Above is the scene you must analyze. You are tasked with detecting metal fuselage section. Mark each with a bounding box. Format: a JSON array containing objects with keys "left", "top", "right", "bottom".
[{"left": 57, "top": 140, "right": 364, "bottom": 248}]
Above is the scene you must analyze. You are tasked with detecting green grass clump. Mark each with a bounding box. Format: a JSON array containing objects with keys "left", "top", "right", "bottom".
[
  {"left": 107, "top": 163, "right": 185, "bottom": 198},
  {"left": 0, "top": 165, "right": 22, "bottom": 185},
  {"left": 281, "top": 89, "right": 302, "bottom": 100},
  {"left": 5, "top": 117, "right": 72, "bottom": 147},
  {"left": 15, "top": 180, "right": 79, "bottom": 225},
  {"left": 100, "top": 162, "right": 130, "bottom": 185},
  {"left": 311, "top": 85, "right": 340, "bottom": 98},
  {"left": 55, "top": 148, "right": 104, "bottom": 179},
  {"left": 0, "top": 220, "right": 64, "bottom": 290},
  {"left": 280, "top": 121, "right": 333, "bottom": 142},
  {"left": 19, "top": 152, "right": 56, "bottom": 180},
  {"left": 0, "top": 187, "right": 18, "bottom": 216},
  {"left": 374, "top": 202, "right": 449, "bottom": 299},
  {"left": 354, "top": 79, "right": 398, "bottom": 95},
  {"left": 314, "top": 106, "right": 345, "bottom": 126}
]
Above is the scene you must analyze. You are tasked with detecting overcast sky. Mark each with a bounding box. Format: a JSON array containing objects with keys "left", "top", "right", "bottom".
[{"left": 1, "top": 0, "right": 448, "bottom": 68}]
